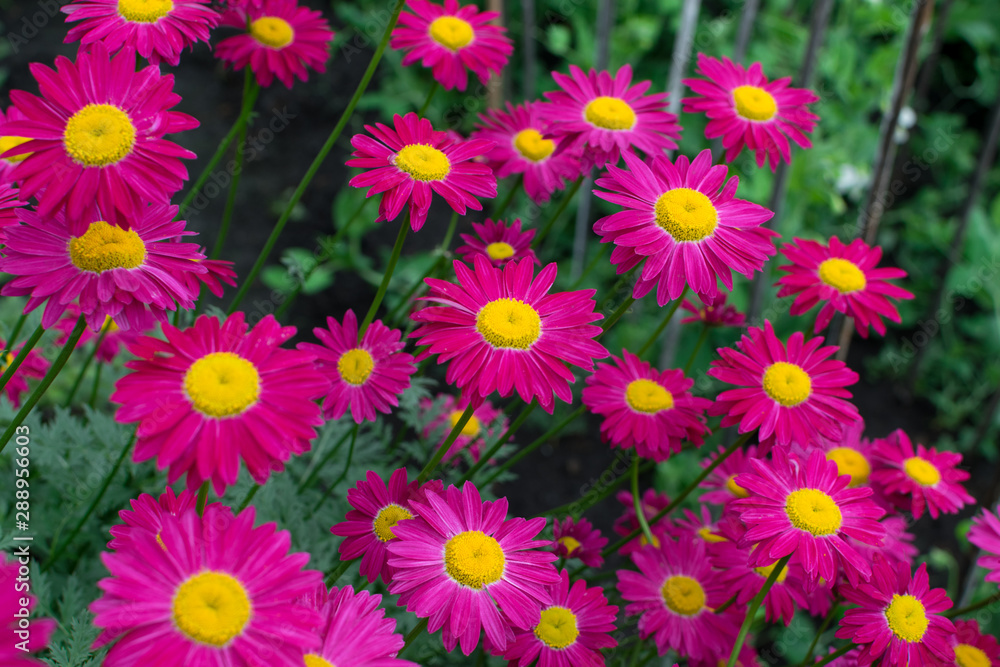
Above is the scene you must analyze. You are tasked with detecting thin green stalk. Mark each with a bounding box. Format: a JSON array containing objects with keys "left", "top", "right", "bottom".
[
  {"left": 418, "top": 81, "right": 439, "bottom": 117},
  {"left": 358, "top": 216, "right": 410, "bottom": 339},
  {"left": 324, "top": 557, "right": 359, "bottom": 587},
  {"left": 600, "top": 296, "right": 635, "bottom": 335},
  {"left": 727, "top": 554, "right": 791, "bottom": 667},
  {"left": 297, "top": 427, "right": 354, "bottom": 494},
  {"left": 1, "top": 311, "right": 27, "bottom": 358},
  {"left": 571, "top": 243, "right": 609, "bottom": 289},
  {"left": 196, "top": 481, "right": 210, "bottom": 516},
  {"left": 631, "top": 456, "right": 655, "bottom": 546},
  {"left": 0, "top": 324, "right": 44, "bottom": 392},
  {"left": 211, "top": 70, "right": 257, "bottom": 260},
  {"left": 310, "top": 425, "right": 358, "bottom": 516},
  {"left": 800, "top": 601, "right": 842, "bottom": 666},
  {"left": 460, "top": 399, "right": 537, "bottom": 483},
  {"left": 386, "top": 210, "right": 458, "bottom": 327},
  {"left": 418, "top": 403, "right": 475, "bottom": 483},
  {"left": 238, "top": 484, "right": 260, "bottom": 512},
  {"left": 87, "top": 363, "right": 103, "bottom": 409},
  {"left": 945, "top": 591, "right": 1000, "bottom": 618},
  {"left": 636, "top": 288, "right": 687, "bottom": 356},
  {"left": 538, "top": 457, "right": 655, "bottom": 519},
  {"left": 479, "top": 404, "right": 584, "bottom": 486},
  {"left": 400, "top": 618, "right": 429, "bottom": 656},
  {"left": 714, "top": 594, "right": 738, "bottom": 614},
  {"left": 492, "top": 173, "right": 524, "bottom": 221},
  {"left": 63, "top": 327, "right": 108, "bottom": 408},
  {"left": 814, "top": 644, "right": 854, "bottom": 667},
  {"left": 533, "top": 176, "right": 584, "bottom": 247},
  {"left": 226, "top": 0, "right": 408, "bottom": 315},
  {"left": 684, "top": 324, "right": 711, "bottom": 375}
]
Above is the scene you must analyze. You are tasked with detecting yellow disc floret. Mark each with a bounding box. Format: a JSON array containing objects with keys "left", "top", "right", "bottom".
[
  {"left": 475, "top": 298, "right": 542, "bottom": 350},
  {"left": 63, "top": 104, "right": 136, "bottom": 167},
  {"left": 337, "top": 348, "right": 374, "bottom": 386},
  {"left": 661, "top": 575, "right": 706, "bottom": 616},
  {"left": 826, "top": 447, "right": 871, "bottom": 487},
  {"left": 184, "top": 352, "right": 261, "bottom": 418},
  {"left": 534, "top": 606, "right": 579, "bottom": 650},
  {"left": 584, "top": 96, "right": 636, "bottom": 130},
  {"left": 250, "top": 17, "right": 295, "bottom": 49},
  {"left": 558, "top": 536, "right": 581, "bottom": 555},
  {"left": 486, "top": 242, "right": 516, "bottom": 261},
  {"left": 655, "top": 188, "right": 719, "bottom": 242},
  {"left": 513, "top": 129, "right": 555, "bottom": 162},
  {"left": 429, "top": 16, "right": 474, "bottom": 51},
  {"left": 117, "top": 0, "right": 174, "bottom": 23},
  {"left": 444, "top": 530, "right": 505, "bottom": 589},
  {"left": 818, "top": 258, "right": 867, "bottom": 294},
  {"left": 955, "top": 644, "right": 992, "bottom": 667},
  {"left": 762, "top": 362, "right": 812, "bottom": 407},
  {"left": 0, "top": 136, "right": 32, "bottom": 163},
  {"left": 726, "top": 475, "right": 750, "bottom": 499},
  {"left": 698, "top": 526, "right": 727, "bottom": 543},
  {"left": 172, "top": 572, "right": 251, "bottom": 647},
  {"left": 903, "top": 456, "right": 941, "bottom": 487},
  {"left": 884, "top": 593, "right": 929, "bottom": 643},
  {"left": 393, "top": 144, "right": 451, "bottom": 182},
  {"left": 304, "top": 655, "right": 335, "bottom": 667},
  {"left": 732, "top": 85, "right": 778, "bottom": 122},
  {"left": 373, "top": 504, "right": 413, "bottom": 542},
  {"left": 784, "top": 488, "right": 843, "bottom": 536},
  {"left": 754, "top": 561, "right": 789, "bottom": 583},
  {"left": 449, "top": 410, "right": 481, "bottom": 437},
  {"left": 68, "top": 221, "right": 146, "bottom": 273},
  {"left": 625, "top": 378, "right": 674, "bottom": 414}
]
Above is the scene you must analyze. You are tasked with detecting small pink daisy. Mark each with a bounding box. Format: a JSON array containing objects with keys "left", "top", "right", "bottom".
[
  {"left": 112, "top": 313, "right": 327, "bottom": 494},
  {"left": 411, "top": 256, "right": 607, "bottom": 413},
  {"left": 708, "top": 320, "right": 860, "bottom": 450},
  {"left": 0, "top": 106, "right": 31, "bottom": 184},
  {"left": 455, "top": 218, "right": 539, "bottom": 268},
  {"left": 593, "top": 149, "right": 777, "bottom": 306},
  {"left": 0, "top": 204, "right": 206, "bottom": 332},
  {"left": 420, "top": 394, "right": 506, "bottom": 464},
  {"left": 92, "top": 505, "right": 324, "bottom": 665},
  {"left": 63, "top": 0, "right": 220, "bottom": 66},
  {"left": 1, "top": 553, "right": 55, "bottom": 666},
  {"left": 503, "top": 570, "right": 618, "bottom": 667},
  {"left": 836, "top": 555, "right": 955, "bottom": 667},
  {"left": 386, "top": 481, "right": 559, "bottom": 656},
  {"left": 683, "top": 53, "right": 820, "bottom": 171},
  {"left": 613, "top": 488, "right": 674, "bottom": 555},
  {"left": 54, "top": 306, "right": 148, "bottom": 365},
  {"left": 617, "top": 537, "right": 739, "bottom": 661},
  {"left": 732, "top": 448, "right": 887, "bottom": 586},
  {"left": 348, "top": 112, "right": 497, "bottom": 232},
  {"left": 698, "top": 443, "right": 762, "bottom": 507},
  {"left": 541, "top": 64, "right": 681, "bottom": 169},
  {"left": 0, "top": 340, "right": 49, "bottom": 408},
  {"left": 776, "top": 236, "right": 914, "bottom": 338},
  {"left": 969, "top": 504, "right": 1000, "bottom": 586},
  {"left": 681, "top": 293, "right": 746, "bottom": 328},
  {"left": 4, "top": 43, "right": 198, "bottom": 225},
  {"left": 671, "top": 505, "right": 727, "bottom": 545},
  {"left": 582, "top": 350, "right": 711, "bottom": 461},
  {"left": 552, "top": 516, "right": 607, "bottom": 568},
  {"left": 107, "top": 487, "right": 207, "bottom": 550},
  {"left": 870, "top": 429, "right": 973, "bottom": 519},
  {"left": 796, "top": 418, "right": 877, "bottom": 489},
  {"left": 950, "top": 620, "right": 1000, "bottom": 667},
  {"left": 216, "top": 0, "right": 334, "bottom": 88},
  {"left": 391, "top": 0, "right": 512, "bottom": 92},
  {"left": 473, "top": 102, "right": 583, "bottom": 204},
  {"left": 297, "top": 309, "right": 415, "bottom": 424}
]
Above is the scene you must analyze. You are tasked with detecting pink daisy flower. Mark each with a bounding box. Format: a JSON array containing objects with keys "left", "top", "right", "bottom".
[
  {"left": 969, "top": 504, "right": 1000, "bottom": 586},
  {"left": 503, "top": 570, "right": 618, "bottom": 667},
  {"left": 473, "top": 102, "right": 583, "bottom": 204},
  {"left": 541, "top": 64, "right": 681, "bottom": 169},
  {"left": 776, "top": 236, "right": 914, "bottom": 338},
  {"left": 0, "top": 106, "right": 31, "bottom": 184},
  {"left": 732, "top": 448, "right": 887, "bottom": 586},
  {"left": 54, "top": 306, "right": 148, "bottom": 365},
  {"left": 950, "top": 620, "right": 1000, "bottom": 667},
  {"left": 297, "top": 309, "right": 415, "bottom": 424},
  {"left": 386, "top": 481, "right": 559, "bottom": 656},
  {"left": 613, "top": 488, "right": 674, "bottom": 555},
  {"left": 552, "top": 516, "right": 607, "bottom": 568},
  {"left": 419, "top": 394, "right": 506, "bottom": 465},
  {"left": 216, "top": 0, "right": 335, "bottom": 89},
  {"left": 682, "top": 53, "right": 820, "bottom": 171},
  {"left": 455, "top": 217, "right": 539, "bottom": 268},
  {"left": 844, "top": 515, "right": 918, "bottom": 573},
  {"left": 92, "top": 505, "right": 324, "bottom": 665},
  {"left": 583, "top": 349, "right": 711, "bottom": 461},
  {"left": 0, "top": 204, "right": 205, "bottom": 332},
  {"left": 672, "top": 505, "right": 727, "bottom": 545},
  {"left": 112, "top": 313, "right": 327, "bottom": 494},
  {"left": 869, "top": 429, "right": 973, "bottom": 519},
  {"left": 1, "top": 553, "right": 56, "bottom": 666},
  {"left": 698, "top": 443, "right": 762, "bottom": 507},
  {"left": 411, "top": 256, "right": 607, "bottom": 413},
  {"left": 4, "top": 43, "right": 198, "bottom": 225},
  {"left": 707, "top": 320, "right": 861, "bottom": 450},
  {"left": 617, "top": 537, "right": 739, "bottom": 661},
  {"left": 795, "top": 418, "right": 877, "bottom": 490},
  {"left": 107, "top": 487, "right": 206, "bottom": 550},
  {"left": 347, "top": 112, "right": 497, "bottom": 232},
  {"left": 0, "top": 340, "right": 49, "bottom": 408},
  {"left": 836, "top": 555, "right": 955, "bottom": 667},
  {"left": 593, "top": 149, "right": 778, "bottom": 306},
  {"left": 390, "top": 0, "right": 513, "bottom": 92},
  {"left": 62, "top": 0, "right": 219, "bottom": 66},
  {"left": 681, "top": 293, "right": 745, "bottom": 328}
]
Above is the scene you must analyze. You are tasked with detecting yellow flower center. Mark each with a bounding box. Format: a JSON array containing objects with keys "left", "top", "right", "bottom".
[
  {"left": 698, "top": 526, "right": 727, "bottom": 543},
  {"left": 63, "top": 104, "right": 136, "bottom": 167},
  {"left": 955, "top": 644, "right": 991, "bottom": 667},
  {"left": 661, "top": 575, "right": 706, "bottom": 616},
  {"left": 726, "top": 475, "right": 750, "bottom": 498},
  {"left": 250, "top": 17, "right": 294, "bottom": 49},
  {"left": 68, "top": 221, "right": 146, "bottom": 273},
  {"left": 449, "top": 410, "right": 481, "bottom": 437},
  {"left": 584, "top": 96, "right": 636, "bottom": 130},
  {"left": 337, "top": 348, "right": 374, "bottom": 386},
  {"left": 475, "top": 298, "right": 542, "bottom": 350},
  {"left": 534, "top": 606, "right": 579, "bottom": 650},
  {"left": 393, "top": 144, "right": 451, "bottom": 182},
  {"left": 0, "top": 135, "right": 32, "bottom": 163},
  {"left": 183, "top": 352, "right": 261, "bottom": 418},
  {"left": 818, "top": 258, "right": 867, "bottom": 294},
  {"left": 444, "top": 530, "right": 505, "bottom": 589},
  {"left": 640, "top": 533, "right": 661, "bottom": 548},
  {"left": 903, "top": 457, "right": 941, "bottom": 487},
  {"left": 762, "top": 362, "right": 813, "bottom": 407},
  {"left": 654, "top": 188, "right": 719, "bottom": 242},
  {"left": 625, "top": 378, "right": 674, "bottom": 414},
  {"left": 826, "top": 447, "right": 871, "bottom": 487},
  {"left": 884, "top": 594, "right": 929, "bottom": 643},
  {"left": 0, "top": 352, "right": 14, "bottom": 374},
  {"left": 304, "top": 655, "right": 335, "bottom": 667},
  {"left": 513, "top": 128, "right": 555, "bottom": 162},
  {"left": 101, "top": 316, "right": 120, "bottom": 334},
  {"left": 428, "top": 15, "right": 474, "bottom": 51},
  {"left": 155, "top": 532, "right": 167, "bottom": 551},
  {"left": 117, "top": 0, "right": 174, "bottom": 22},
  {"left": 372, "top": 504, "right": 413, "bottom": 542},
  {"left": 754, "top": 561, "right": 789, "bottom": 583},
  {"left": 784, "top": 488, "right": 843, "bottom": 536},
  {"left": 485, "top": 242, "right": 516, "bottom": 261},
  {"left": 732, "top": 85, "right": 778, "bottom": 122},
  {"left": 558, "top": 536, "right": 581, "bottom": 555},
  {"left": 172, "top": 572, "right": 251, "bottom": 647}
]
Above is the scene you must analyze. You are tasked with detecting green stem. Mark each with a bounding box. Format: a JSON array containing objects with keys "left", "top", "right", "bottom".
[
  {"left": 238, "top": 484, "right": 260, "bottom": 512},
  {"left": 358, "top": 216, "right": 410, "bottom": 339},
  {"left": 492, "top": 173, "right": 524, "bottom": 221},
  {"left": 599, "top": 296, "right": 635, "bottom": 335},
  {"left": 631, "top": 456, "right": 655, "bottom": 546},
  {"left": 800, "top": 601, "right": 842, "bottom": 666},
  {"left": 211, "top": 70, "right": 257, "bottom": 260},
  {"left": 63, "top": 327, "right": 108, "bottom": 408},
  {"left": 400, "top": 618, "right": 429, "bottom": 656},
  {"left": 814, "top": 644, "right": 854, "bottom": 667},
  {"left": 636, "top": 287, "right": 687, "bottom": 356},
  {"left": 0, "top": 324, "right": 44, "bottom": 393},
  {"left": 226, "top": 0, "right": 408, "bottom": 315},
  {"left": 571, "top": 243, "right": 609, "bottom": 289},
  {"left": 479, "top": 404, "right": 583, "bottom": 486},
  {"left": 324, "top": 557, "right": 359, "bottom": 587},
  {"left": 714, "top": 594, "right": 738, "bottom": 614},
  {"left": 538, "top": 455, "right": 654, "bottom": 519},
  {"left": 310, "top": 425, "right": 358, "bottom": 517},
  {"left": 459, "top": 399, "right": 537, "bottom": 483},
  {"left": 727, "top": 554, "right": 791, "bottom": 667},
  {"left": 684, "top": 324, "right": 711, "bottom": 375},
  {"left": 533, "top": 176, "right": 584, "bottom": 247},
  {"left": 418, "top": 403, "right": 475, "bottom": 483},
  {"left": 297, "top": 427, "right": 354, "bottom": 494},
  {"left": 332, "top": 197, "right": 374, "bottom": 245},
  {"left": 386, "top": 210, "right": 457, "bottom": 327},
  {"left": 417, "top": 81, "right": 439, "bottom": 117},
  {"left": 87, "top": 363, "right": 103, "bottom": 409},
  {"left": 1, "top": 311, "right": 27, "bottom": 359},
  {"left": 945, "top": 591, "right": 1000, "bottom": 618},
  {"left": 196, "top": 481, "right": 210, "bottom": 516}
]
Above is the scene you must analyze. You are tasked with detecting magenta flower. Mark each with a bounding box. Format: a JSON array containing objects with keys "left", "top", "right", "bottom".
[
  {"left": 54, "top": 307, "right": 148, "bottom": 365},
  {"left": 106, "top": 488, "right": 204, "bottom": 551},
  {"left": 552, "top": 516, "right": 607, "bottom": 568},
  {"left": 680, "top": 293, "right": 746, "bottom": 328},
  {"left": 969, "top": 504, "right": 1000, "bottom": 586},
  {"left": 420, "top": 394, "right": 506, "bottom": 465},
  {"left": 1, "top": 553, "right": 55, "bottom": 666},
  {"left": 796, "top": 418, "right": 876, "bottom": 489},
  {"left": 178, "top": 250, "right": 238, "bottom": 299},
  {"left": 698, "top": 443, "right": 762, "bottom": 507},
  {"left": 0, "top": 341, "right": 48, "bottom": 408},
  {"left": 456, "top": 218, "right": 539, "bottom": 268},
  {"left": 0, "top": 105, "right": 31, "bottom": 184},
  {"left": 950, "top": 620, "right": 1000, "bottom": 667}
]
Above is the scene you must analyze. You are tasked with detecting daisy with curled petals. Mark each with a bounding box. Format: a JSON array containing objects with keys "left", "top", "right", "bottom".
[
  {"left": 617, "top": 537, "right": 739, "bottom": 661},
  {"left": 297, "top": 309, "right": 414, "bottom": 424},
  {"left": 107, "top": 487, "right": 202, "bottom": 550},
  {"left": 870, "top": 429, "right": 973, "bottom": 519},
  {"left": 683, "top": 53, "right": 820, "bottom": 171},
  {"left": 420, "top": 394, "right": 506, "bottom": 464},
  {"left": 4, "top": 43, "right": 198, "bottom": 225},
  {"left": 836, "top": 555, "right": 955, "bottom": 667},
  {"left": 552, "top": 516, "right": 606, "bottom": 568},
  {"left": 503, "top": 570, "right": 618, "bottom": 667},
  {"left": 732, "top": 448, "right": 886, "bottom": 586},
  {"left": 112, "top": 313, "right": 327, "bottom": 495},
  {"left": 0, "top": 106, "right": 31, "bottom": 184},
  {"left": 456, "top": 218, "right": 539, "bottom": 268},
  {"left": 54, "top": 307, "right": 147, "bottom": 365},
  {"left": 681, "top": 293, "right": 746, "bottom": 328},
  {"left": 969, "top": 504, "right": 1000, "bottom": 586},
  {"left": 0, "top": 204, "right": 205, "bottom": 332},
  {"left": 0, "top": 341, "right": 49, "bottom": 408},
  {"left": 541, "top": 64, "right": 681, "bottom": 169},
  {"left": 798, "top": 418, "right": 876, "bottom": 489},
  {"left": 473, "top": 102, "right": 582, "bottom": 204},
  {"left": 776, "top": 236, "right": 914, "bottom": 338},
  {"left": 582, "top": 350, "right": 711, "bottom": 461},
  {"left": 707, "top": 320, "right": 860, "bottom": 450},
  {"left": 391, "top": 0, "right": 513, "bottom": 92},
  {"left": 698, "top": 443, "right": 762, "bottom": 507},
  {"left": 593, "top": 149, "right": 777, "bottom": 306},
  {"left": 1, "top": 553, "right": 55, "bottom": 666},
  {"left": 348, "top": 112, "right": 497, "bottom": 232},
  {"left": 62, "top": 0, "right": 219, "bottom": 66},
  {"left": 92, "top": 505, "right": 324, "bottom": 666},
  {"left": 950, "top": 620, "right": 1000, "bottom": 667},
  {"left": 410, "top": 256, "right": 606, "bottom": 413},
  {"left": 216, "top": 0, "right": 335, "bottom": 89}
]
